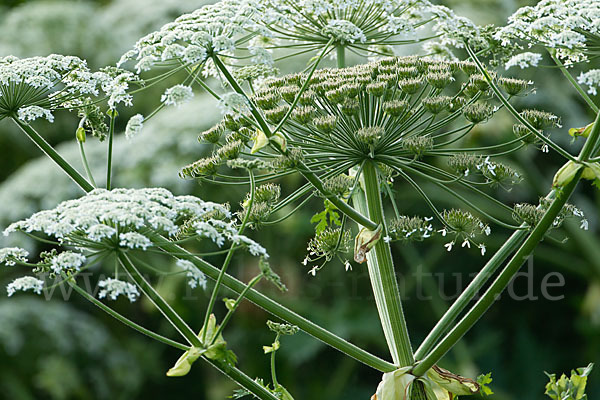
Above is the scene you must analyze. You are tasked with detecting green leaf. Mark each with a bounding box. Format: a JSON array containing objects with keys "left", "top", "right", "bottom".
[
  {"left": 477, "top": 373, "right": 494, "bottom": 396},
  {"left": 545, "top": 363, "right": 594, "bottom": 400}
]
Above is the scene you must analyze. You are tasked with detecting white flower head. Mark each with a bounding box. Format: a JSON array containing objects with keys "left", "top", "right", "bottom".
[
  {"left": 218, "top": 92, "right": 250, "bottom": 115},
  {"left": 505, "top": 52, "right": 543, "bottom": 70},
  {"left": 50, "top": 251, "right": 86, "bottom": 274},
  {"left": 119, "top": 232, "right": 152, "bottom": 250},
  {"left": 0, "top": 55, "right": 138, "bottom": 122},
  {"left": 176, "top": 259, "right": 207, "bottom": 289},
  {"left": 125, "top": 114, "right": 144, "bottom": 139},
  {"left": 0, "top": 247, "right": 29, "bottom": 266},
  {"left": 322, "top": 19, "right": 367, "bottom": 44},
  {"left": 7, "top": 276, "right": 44, "bottom": 296},
  {"left": 98, "top": 278, "right": 140, "bottom": 302},
  {"left": 578, "top": 69, "right": 600, "bottom": 95},
  {"left": 161, "top": 85, "right": 194, "bottom": 107}
]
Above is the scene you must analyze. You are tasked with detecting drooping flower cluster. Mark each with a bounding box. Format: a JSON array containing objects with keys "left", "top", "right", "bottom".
[
  {"left": 495, "top": 0, "right": 600, "bottom": 65},
  {"left": 1, "top": 187, "right": 268, "bottom": 298},
  {"left": 0, "top": 55, "right": 138, "bottom": 124}
]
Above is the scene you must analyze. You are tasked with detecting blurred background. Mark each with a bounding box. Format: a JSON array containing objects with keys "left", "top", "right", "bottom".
[{"left": 0, "top": 0, "right": 598, "bottom": 399}]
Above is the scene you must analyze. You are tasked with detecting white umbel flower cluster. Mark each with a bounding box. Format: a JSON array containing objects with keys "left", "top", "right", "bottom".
[
  {"left": 117, "top": 0, "right": 271, "bottom": 73},
  {"left": 495, "top": 0, "right": 600, "bottom": 65},
  {"left": 3, "top": 187, "right": 267, "bottom": 257},
  {"left": 262, "top": 0, "right": 485, "bottom": 58},
  {"left": 0, "top": 55, "right": 137, "bottom": 122},
  {"left": 98, "top": 278, "right": 140, "bottom": 302},
  {"left": 0, "top": 247, "right": 29, "bottom": 266},
  {"left": 321, "top": 20, "right": 367, "bottom": 44},
  {"left": 160, "top": 84, "right": 194, "bottom": 107},
  {"left": 504, "top": 52, "right": 543, "bottom": 70},
  {"left": 176, "top": 259, "right": 207, "bottom": 289},
  {"left": 125, "top": 114, "right": 144, "bottom": 139},
  {"left": 6, "top": 276, "right": 44, "bottom": 296},
  {"left": 50, "top": 251, "right": 86, "bottom": 274},
  {"left": 578, "top": 69, "right": 600, "bottom": 95}
]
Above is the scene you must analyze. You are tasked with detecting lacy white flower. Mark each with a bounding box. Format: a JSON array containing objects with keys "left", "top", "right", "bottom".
[
  {"left": 578, "top": 69, "right": 600, "bottom": 95},
  {"left": 321, "top": 20, "right": 366, "bottom": 44},
  {"left": 0, "top": 55, "right": 137, "bottom": 123},
  {"left": 217, "top": 92, "right": 250, "bottom": 115},
  {"left": 0, "top": 247, "right": 29, "bottom": 266},
  {"left": 261, "top": 0, "right": 485, "bottom": 59},
  {"left": 495, "top": 0, "right": 600, "bottom": 64},
  {"left": 2, "top": 187, "right": 267, "bottom": 260},
  {"left": 50, "top": 251, "right": 86, "bottom": 274},
  {"left": 161, "top": 85, "right": 194, "bottom": 107},
  {"left": 119, "top": 232, "right": 153, "bottom": 250},
  {"left": 504, "top": 52, "right": 543, "bottom": 70},
  {"left": 98, "top": 278, "right": 140, "bottom": 302},
  {"left": 125, "top": 114, "right": 144, "bottom": 139},
  {"left": 117, "top": 0, "right": 270, "bottom": 73},
  {"left": 6, "top": 276, "right": 44, "bottom": 296},
  {"left": 176, "top": 259, "right": 207, "bottom": 289}
]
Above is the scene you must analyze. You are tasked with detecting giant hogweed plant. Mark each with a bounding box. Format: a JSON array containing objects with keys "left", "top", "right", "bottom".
[{"left": 0, "top": 0, "right": 598, "bottom": 399}]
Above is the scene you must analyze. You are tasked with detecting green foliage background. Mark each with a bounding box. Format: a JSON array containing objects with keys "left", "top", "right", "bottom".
[{"left": 0, "top": 0, "right": 598, "bottom": 399}]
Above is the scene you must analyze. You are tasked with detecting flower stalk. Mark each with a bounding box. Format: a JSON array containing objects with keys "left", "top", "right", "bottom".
[
  {"left": 414, "top": 108, "right": 600, "bottom": 376},
  {"left": 353, "top": 161, "right": 413, "bottom": 367},
  {"left": 12, "top": 118, "right": 94, "bottom": 192}
]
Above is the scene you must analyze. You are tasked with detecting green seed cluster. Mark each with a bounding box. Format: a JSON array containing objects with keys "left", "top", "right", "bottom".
[
  {"left": 183, "top": 56, "right": 531, "bottom": 182},
  {"left": 239, "top": 183, "right": 281, "bottom": 228},
  {"left": 307, "top": 228, "right": 351, "bottom": 262},
  {"left": 442, "top": 209, "right": 489, "bottom": 239},
  {"left": 389, "top": 216, "right": 434, "bottom": 242}
]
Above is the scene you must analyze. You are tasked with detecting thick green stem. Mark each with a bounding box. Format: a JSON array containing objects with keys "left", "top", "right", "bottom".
[
  {"left": 353, "top": 161, "right": 413, "bottom": 367},
  {"left": 578, "top": 109, "right": 600, "bottom": 161},
  {"left": 337, "top": 45, "right": 346, "bottom": 68},
  {"left": 12, "top": 118, "right": 94, "bottom": 192},
  {"left": 413, "top": 171, "right": 582, "bottom": 376},
  {"left": 414, "top": 227, "right": 528, "bottom": 359},
  {"left": 117, "top": 251, "right": 202, "bottom": 347},
  {"left": 146, "top": 231, "right": 397, "bottom": 372},
  {"left": 415, "top": 110, "right": 600, "bottom": 374}
]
